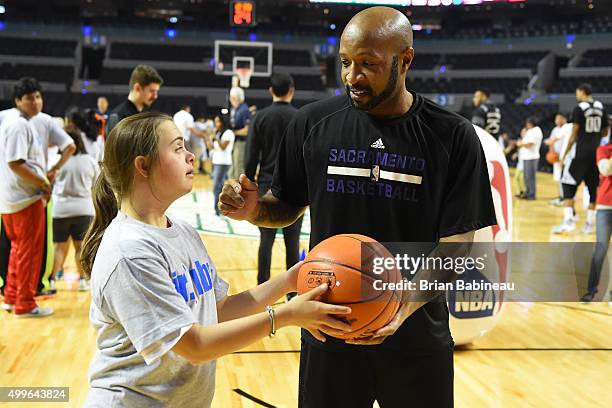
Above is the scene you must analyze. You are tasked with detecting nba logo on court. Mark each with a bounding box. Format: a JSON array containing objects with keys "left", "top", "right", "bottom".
[{"left": 448, "top": 268, "right": 496, "bottom": 319}]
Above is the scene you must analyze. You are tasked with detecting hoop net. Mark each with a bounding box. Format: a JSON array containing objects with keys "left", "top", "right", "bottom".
[{"left": 235, "top": 67, "right": 252, "bottom": 88}]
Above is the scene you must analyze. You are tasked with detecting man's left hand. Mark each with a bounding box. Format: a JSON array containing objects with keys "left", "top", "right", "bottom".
[{"left": 344, "top": 302, "right": 413, "bottom": 346}]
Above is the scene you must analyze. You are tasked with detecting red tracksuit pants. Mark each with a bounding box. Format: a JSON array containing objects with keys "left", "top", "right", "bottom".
[{"left": 2, "top": 200, "right": 45, "bottom": 314}]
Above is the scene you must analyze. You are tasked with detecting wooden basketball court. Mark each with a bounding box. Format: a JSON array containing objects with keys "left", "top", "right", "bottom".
[{"left": 1, "top": 170, "right": 611, "bottom": 407}]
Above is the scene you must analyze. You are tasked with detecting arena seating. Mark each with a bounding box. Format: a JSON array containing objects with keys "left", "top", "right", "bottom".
[
  {"left": 549, "top": 75, "right": 612, "bottom": 94},
  {"left": 409, "top": 76, "right": 529, "bottom": 102},
  {"left": 0, "top": 37, "right": 77, "bottom": 58},
  {"left": 110, "top": 42, "right": 213, "bottom": 63},
  {"left": 0, "top": 62, "right": 73, "bottom": 84},
  {"left": 577, "top": 48, "right": 612, "bottom": 68},
  {"left": 444, "top": 51, "right": 547, "bottom": 71}
]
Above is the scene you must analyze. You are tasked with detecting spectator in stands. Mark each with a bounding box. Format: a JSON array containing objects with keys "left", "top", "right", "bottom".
[
  {"left": 228, "top": 87, "right": 251, "bottom": 179},
  {"left": 544, "top": 113, "right": 572, "bottom": 205},
  {"left": 173, "top": 105, "right": 207, "bottom": 174},
  {"left": 95, "top": 96, "right": 109, "bottom": 141},
  {"left": 244, "top": 73, "right": 302, "bottom": 296},
  {"left": 0, "top": 78, "right": 65, "bottom": 317},
  {"left": 205, "top": 115, "right": 235, "bottom": 217},
  {"left": 554, "top": 84, "right": 610, "bottom": 234},
  {"left": 66, "top": 107, "right": 103, "bottom": 163},
  {"left": 471, "top": 88, "right": 502, "bottom": 142},
  {"left": 516, "top": 116, "right": 543, "bottom": 200},
  {"left": 106, "top": 65, "right": 163, "bottom": 134},
  {"left": 582, "top": 139, "right": 612, "bottom": 302},
  {"left": 51, "top": 126, "right": 99, "bottom": 292}
]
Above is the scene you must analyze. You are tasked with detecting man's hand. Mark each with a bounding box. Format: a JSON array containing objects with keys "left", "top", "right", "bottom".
[
  {"left": 218, "top": 174, "right": 259, "bottom": 221},
  {"left": 344, "top": 289, "right": 418, "bottom": 346},
  {"left": 46, "top": 168, "right": 58, "bottom": 184}
]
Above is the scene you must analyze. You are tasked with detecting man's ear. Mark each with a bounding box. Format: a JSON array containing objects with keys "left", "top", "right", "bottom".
[
  {"left": 402, "top": 47, "right": 414, "bottom": 72},
  {"left": 134, "top": 156, "right": 149, "bottom": 178}
]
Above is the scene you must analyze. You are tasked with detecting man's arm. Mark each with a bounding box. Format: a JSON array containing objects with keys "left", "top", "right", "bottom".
[
  {"left": 561, "top": 124, "right": 580, "bottom": 161},
  {"left": 8, "top": 160, "right": 51, "bottom": 197},
  {"left": 234, "top": 125, "right": 248, "bottom": 137},
  {"left": 47, "top": 143, "right": 76, "bottom": 182},
  {"left": 218, "top": 177, "right": 306, "bottom": 228}
]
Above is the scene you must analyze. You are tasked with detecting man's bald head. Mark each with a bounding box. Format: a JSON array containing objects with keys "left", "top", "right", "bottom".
[{"left": 341, "top": 6, "right": 413, "bottom": 53}]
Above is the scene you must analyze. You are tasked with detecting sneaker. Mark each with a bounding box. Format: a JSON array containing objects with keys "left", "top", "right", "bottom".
[
  {"left": 49, "top": 278, "right": 57, "bottom": 291},
  {"left": 78, "top": 278, "right": 90, "bottom": 292},
  {"left": 1, "top": 303, "right": 14, "bottom": 313},
  {"left": 549, "top": 198, "right": 563, "bottom": 206},
  {"left": 582, "top": 223, "right": 594, "bottom": 234},
  {"left": 56, "top": 269, "right": 64, "bottom": 280},
  {"left": 580, "top": 292, "right": 595, "bottom": 303},
  {"left": 552, "top": 220, "right": 576, "bottom": 234},
  {"left": 36, "top": 288, "right": 57, "bottom": 296},
  {"left": 14, "top": 306, "right": 54, "bottom": 318}
]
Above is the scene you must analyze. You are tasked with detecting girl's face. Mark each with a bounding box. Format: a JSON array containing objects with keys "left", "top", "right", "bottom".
[{"left": 152, "top": 121, "right": 195, "bottom": 201}]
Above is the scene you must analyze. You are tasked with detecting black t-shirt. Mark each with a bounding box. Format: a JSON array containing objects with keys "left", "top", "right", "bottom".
[
  {"left": 571, "top": 100, "right": 609, "bottom": 160},
  {"left": 245, "top": 101, "right": 297, "bottom": 195},
  {"left": 271, "top": 93, "right": 497, "bottom": 352},
  {"left": 471, "top": 103, "right": 502, "bottom": 138},
  {"left": 105, "top": 99, "right": 140, "bottom": 135}
]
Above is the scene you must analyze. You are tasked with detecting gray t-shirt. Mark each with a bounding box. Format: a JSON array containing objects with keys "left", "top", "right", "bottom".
[
  {"left": 85, "top": 212, "right": 229, "bottom": 408},
  {"left": 51, "top": 153, "right": 99, "bottom": 218}
]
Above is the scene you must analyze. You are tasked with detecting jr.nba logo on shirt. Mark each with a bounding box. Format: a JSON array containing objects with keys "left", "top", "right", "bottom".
[{"left": 171, "top": 260, "right": 214, "bottom": 303}]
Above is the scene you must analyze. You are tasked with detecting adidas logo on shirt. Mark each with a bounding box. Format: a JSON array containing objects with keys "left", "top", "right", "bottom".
[{"left": 371, "top": 138, "right": 385, "bottom": 149}]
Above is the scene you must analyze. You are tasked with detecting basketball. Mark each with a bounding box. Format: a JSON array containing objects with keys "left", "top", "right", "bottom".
[
  {"left": 546, "top": 149, "right": 560, "bottom": 164},
  {"left": 297, "top": 234, "right": 402, "bottom": 340}
]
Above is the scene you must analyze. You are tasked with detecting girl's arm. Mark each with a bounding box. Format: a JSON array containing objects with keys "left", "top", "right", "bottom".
[
  {"left": 171, "top": 284, "right": 352, "bottom": 364},
  {"left": 216, "top": 262, "right": 299, "bottom": 322}
]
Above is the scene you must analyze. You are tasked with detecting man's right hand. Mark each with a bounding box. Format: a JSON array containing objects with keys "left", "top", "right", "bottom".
[{"left": 218, "top": 174, "right": 259, "bottom": 221}]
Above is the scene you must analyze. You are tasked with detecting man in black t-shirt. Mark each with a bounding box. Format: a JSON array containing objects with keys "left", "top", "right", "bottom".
[
  {"left": 472, "top": 88, "right": 502, "bottom": 140},
  {"left": 244, "top": 73, "right": 303, "bottom": 289},
  {"left": 105, "top": 65, "right": 163, "bottom": 134},
  {"left": 554, "top": 83, "right": 610, "bottom": 234},
  {"left": 219, "top": 7, "right": 496, "bottom": 408}
]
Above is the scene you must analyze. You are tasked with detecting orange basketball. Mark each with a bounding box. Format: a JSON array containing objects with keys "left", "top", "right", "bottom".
[
  {"left": 546, "top": 150, "right": 559, "bottom": 164},
  {"left": 297, "top": 234, "right": 402, "bottom": 340}
]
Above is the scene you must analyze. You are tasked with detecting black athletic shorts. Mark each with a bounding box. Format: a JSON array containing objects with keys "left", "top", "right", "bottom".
[
  {"left": 298, "top": 340, "right": 454, "bottom": 408},
  {"left": 562, "top": 160, "right": 598, "bottom": 202},
  {"left": 52, "top": 216, "right": 93, "bottom": 242}
]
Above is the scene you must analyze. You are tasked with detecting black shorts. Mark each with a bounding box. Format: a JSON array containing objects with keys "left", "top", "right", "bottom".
[
  {"left": 52, "top": 216, "right": 93, "bottom": 242},
  {"left": 562, "top": 160, "right": 598, "bottom": 202},
  {"left": 298, "top": 340, "right": 454, "bottom": 408}
]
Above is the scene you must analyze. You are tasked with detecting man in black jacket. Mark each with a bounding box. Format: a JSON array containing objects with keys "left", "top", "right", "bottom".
[
  {"left": 245, "top": 73, "right": 303, "bottom": 288},
  {"left": 106, "top": 65, "right": 163, "bottom": 134}
]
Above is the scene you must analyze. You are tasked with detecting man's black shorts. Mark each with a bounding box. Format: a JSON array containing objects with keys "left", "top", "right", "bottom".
[
  {"left": 298, "top": 340, "right": 454, "bottom": 408},
  {"left": 562, "top": 160, "right": 598, "bottom": 202}
]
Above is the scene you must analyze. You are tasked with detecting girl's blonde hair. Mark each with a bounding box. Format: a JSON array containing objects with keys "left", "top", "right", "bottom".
[{"left": 80, "top": 112, "right": 171, "bottom": 277}]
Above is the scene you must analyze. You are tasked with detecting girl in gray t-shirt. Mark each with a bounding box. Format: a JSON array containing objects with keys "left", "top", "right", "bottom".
[{"left": 80, "top": 112, "right": 352, "bottom": 408}]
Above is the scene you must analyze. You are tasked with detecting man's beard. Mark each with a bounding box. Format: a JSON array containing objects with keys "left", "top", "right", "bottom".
[{"left": 346, "top": 55, "right": 399, "bottom": 112}]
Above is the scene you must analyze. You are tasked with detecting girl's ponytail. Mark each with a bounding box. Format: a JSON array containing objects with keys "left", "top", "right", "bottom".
[{"left": 80, "top": 169, "right": 118, "bottom": 277}]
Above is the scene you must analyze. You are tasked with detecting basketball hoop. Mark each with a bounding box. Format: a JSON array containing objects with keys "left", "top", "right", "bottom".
[{"left": 235, "top": 67, "right": 252, "bottom": 88}]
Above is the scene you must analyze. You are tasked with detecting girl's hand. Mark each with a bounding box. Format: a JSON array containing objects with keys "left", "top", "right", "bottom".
[{"left": 277, "top": 284, "right": 352, "bottom": 342}]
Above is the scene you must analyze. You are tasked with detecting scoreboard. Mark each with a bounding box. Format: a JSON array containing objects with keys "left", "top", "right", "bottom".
[{"left": 230, "top": 0, "right": 256, "bottom": 27}]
